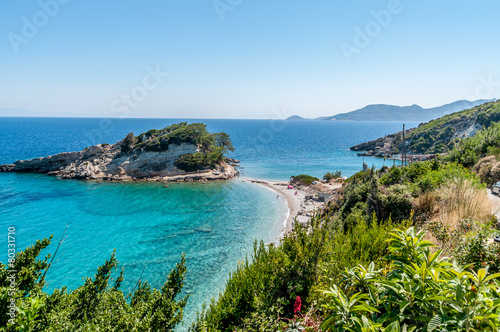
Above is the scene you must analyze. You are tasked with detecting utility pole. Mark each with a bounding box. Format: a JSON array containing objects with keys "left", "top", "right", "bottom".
[{"left": 402, "top": 124, "right": 406, "bottom": 167}]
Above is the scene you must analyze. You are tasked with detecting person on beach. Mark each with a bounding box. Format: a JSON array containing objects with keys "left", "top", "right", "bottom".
[{"left": 294, "top": 191, "right": 298, "bottom": 195}]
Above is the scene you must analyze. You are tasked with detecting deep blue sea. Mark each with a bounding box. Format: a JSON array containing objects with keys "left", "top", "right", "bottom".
[{"left": 0, "top": 117, "right": 418, "bottom": 328}]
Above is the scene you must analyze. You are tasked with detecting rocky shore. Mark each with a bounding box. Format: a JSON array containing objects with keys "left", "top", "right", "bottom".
[
  {"left": 0, "top": 140, "right": 238, "bottom": 183},
  {"left": 350, "top": 134, "right": 401, "bottom": 158}
]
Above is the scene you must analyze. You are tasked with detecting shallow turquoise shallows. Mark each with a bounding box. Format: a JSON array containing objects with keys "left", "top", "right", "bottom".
[{"left": 0, "top": 172, "right": 287, "bottom": 327}]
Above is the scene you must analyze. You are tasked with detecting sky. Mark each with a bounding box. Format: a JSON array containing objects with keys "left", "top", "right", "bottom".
[{"left": 0, "top": 0, "right": 499, "bottom": 119}]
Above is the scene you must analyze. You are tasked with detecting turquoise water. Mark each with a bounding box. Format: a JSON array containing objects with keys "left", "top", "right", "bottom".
[
  {"left": 0, "top": 117, "right": 418, "bottom": 327},
  {"left": 0, "top": 172, "right": 288, "bottom": 327}
]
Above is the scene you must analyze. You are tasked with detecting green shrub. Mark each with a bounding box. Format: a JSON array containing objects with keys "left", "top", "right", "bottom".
[
  {"left": 291, "top": 175, "right": 320, "bottom": 185},
  {"left": 474, "top": 156, "right": 500, "bottom": 186},
  {"left": 414, "top": 162, "right": 481, "bottom": 193},
  {"left": 321, "top": 227, "right": 500, "bottom": 331},
  {"left": 324, "top": 171, "right": 342, "bottom": 181},
  {"left": 175, "top": 147, "right": 225, "bottom": 172},
  {"left": 381, "top": 184, "right": 413, "bottom": 221},
  {"left": 448, "top": 121, "right": 500, "bottom": 167},
  {"left": 454, "top": 231, "right": 500, "bottom": 273},
  {"left": 120, "top": 132, "right": 136, "bottom": 153},
  {"left": 315, "top": 218, "right": 396, "bottom": 291},
  {"left": 0, "top": 238, "right": 188, "bottom": 331}
]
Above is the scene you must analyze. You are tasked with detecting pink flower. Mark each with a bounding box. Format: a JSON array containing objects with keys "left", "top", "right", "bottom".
[{"left": 293, "top": 296, "right": 302, "bottom": 314}]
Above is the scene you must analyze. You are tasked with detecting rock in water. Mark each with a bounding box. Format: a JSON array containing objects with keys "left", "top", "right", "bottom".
[
  {"left": 195, "top": 225, "right": 213, "bottom": 233},
  {"left": 0, "top": 123, "right": 239, "bottom": 183}
]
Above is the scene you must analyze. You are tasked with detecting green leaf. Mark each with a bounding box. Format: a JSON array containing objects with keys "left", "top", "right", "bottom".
[
  {"left": 352, "top": 304, "right": 380, "bottom": 313},
  {"left": 484, "top": 273, "right": 500, "bottom": 283},
  {"left": 477, "top": 269, "right": 487, "bottom": 284},
  {"left": 384, "top": 321, "right": 401, "bottom": 332},
  {"left": 427, "top": 315, "right": 442, "bottom": 331}
]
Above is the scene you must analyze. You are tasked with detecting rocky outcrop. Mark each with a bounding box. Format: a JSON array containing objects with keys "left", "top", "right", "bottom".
[
  {"left": 0, "top": 141, "right": 238, "bottom": 182},
  {"left": 350, "top": 133, "right": 403, "bottom": 158}
]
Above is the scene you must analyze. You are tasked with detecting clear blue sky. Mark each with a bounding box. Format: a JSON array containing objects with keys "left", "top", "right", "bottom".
[{"left": 1, "top": 0, "right": 499, "bottom": 119}]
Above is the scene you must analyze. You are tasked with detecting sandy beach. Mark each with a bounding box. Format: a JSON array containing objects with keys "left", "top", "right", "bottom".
[{"left": 243, "top": 178, "right": 342, "bottom": 238}]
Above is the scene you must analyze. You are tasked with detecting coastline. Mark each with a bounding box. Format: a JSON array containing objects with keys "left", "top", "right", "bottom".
[{"left": 243, "top": 178, "right": 342, "bottom": 240}]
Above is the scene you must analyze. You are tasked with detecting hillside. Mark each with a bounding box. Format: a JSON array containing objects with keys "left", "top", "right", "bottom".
[
  {"left": 286, "top": 99, "right": 494, "bottom": 122},
  {"left": 286, "top": 115, "right": 308, "bottom": 121},
  {"left": 350, "top": 100, "right": 500, "bottom": 157}
]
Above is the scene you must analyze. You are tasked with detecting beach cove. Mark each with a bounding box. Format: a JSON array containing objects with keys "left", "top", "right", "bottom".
[{"left": 245, "top": 179, "right": 342, "bottom": 237}]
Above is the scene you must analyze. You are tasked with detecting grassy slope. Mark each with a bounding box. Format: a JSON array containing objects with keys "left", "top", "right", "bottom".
[
  {"left": 411, "top": 100, "right": 500, "bottom": 136},
  {"left": 406, "top": 100, "right": 500, "bottom": 153},
  {"left": 349, "top": 100, "right": 500, "bottom": 155}
]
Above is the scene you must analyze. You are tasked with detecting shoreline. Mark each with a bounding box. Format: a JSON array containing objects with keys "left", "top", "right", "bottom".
[{"left": 242, "top": 178, "right": 342, "bottom": 240}]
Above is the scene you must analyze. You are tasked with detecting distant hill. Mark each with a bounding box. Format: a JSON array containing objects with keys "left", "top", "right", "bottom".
[
  {"left": 327, "top": 99, "right": 495, "bottom": 122},
  {"left": 286, "top": 115, "right": 308, "bottom": 121},
  {"left": 350, "top": 100, "right": 500, "bottom": 157},
  {"left": 286, "top": 99, "right": 496, "bottom": 122}
]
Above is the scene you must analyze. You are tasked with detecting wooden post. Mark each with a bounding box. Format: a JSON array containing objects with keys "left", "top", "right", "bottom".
[{"left": 402, "top": 124, "right": 406, "bottom": 166}]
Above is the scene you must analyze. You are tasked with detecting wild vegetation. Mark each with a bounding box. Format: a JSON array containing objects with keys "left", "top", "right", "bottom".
[
  {"left": 323, "top": 171, "right": 342, "bottom": 182},
  {"left": 0, "top": 237, "right": 188, "bottom": 331},
  {"left": 291, "top": 175, "right": 320, "bottom": 185},
  {"left": 190, "top": 138, "right": 500, "bottom": 330},
  {"left": 120, "top": 122, "right": 234, "bottom": 172},
  {"left": 321, "top": 227, "right": 500, "bottom": 331},
  {"left": 409, "top": 99, "right": 500, "bottom": 154}
]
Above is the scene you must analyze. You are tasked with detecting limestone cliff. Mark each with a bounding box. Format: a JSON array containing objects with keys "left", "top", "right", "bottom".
[{"left": 0, "top": 123, "right": 238, "bottom": 182}]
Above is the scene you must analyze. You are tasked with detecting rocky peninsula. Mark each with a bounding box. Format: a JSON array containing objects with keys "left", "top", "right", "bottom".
[{"left": 0, "top": 122, "right": 239, "bottom": 182}]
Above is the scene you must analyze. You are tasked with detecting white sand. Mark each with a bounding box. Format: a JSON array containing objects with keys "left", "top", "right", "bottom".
[{"left": 243, "top": 178, "right": 342, "bottom": 238}]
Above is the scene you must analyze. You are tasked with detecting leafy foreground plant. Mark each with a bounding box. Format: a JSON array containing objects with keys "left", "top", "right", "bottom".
[
  {"left": 0, "top": 237, "right": 188, "bottom": 331},
  {"left": 321, "top": 227, "right": 500, "bottom": 332}
]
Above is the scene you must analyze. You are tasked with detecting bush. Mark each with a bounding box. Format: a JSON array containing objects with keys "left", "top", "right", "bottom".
[
  {"left": 448, "top": 121, "right": 500, "bottom": 167},
  {"left": 175, "top": 153, "right": 205, "bottom": 172},
  {"left": 291, "top": 175, "right": 319, "bottom": 185},
  {"left": 320, "top": 227, "right": 500, "bottom": 331},
  {"left": 323, "top": 171, "right": 342, "bottom": 181},
  {"left": 0, "top": 238, "right": 189, "bottom": 331},
  {"left": 174, "top": 147, "right": 225, "bottom": 172},
  {"left": 454, "top": 231, "right": 500, "bottom": 273},
  {"left": 381, "top": 184, "right": 413, "bottom": 221},
  {"left": 315, "top": 218, "right": 395, "bottom": 290},
  {"left": 120, "top": 132, "right": 136, "bottom": 153}
]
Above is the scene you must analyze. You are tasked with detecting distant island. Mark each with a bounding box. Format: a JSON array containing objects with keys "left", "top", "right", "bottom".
[
  {"left": 0, "top": 122, "right": 238, "bottom": 182},
  {"left": 350, "top": 100, "right": 500, "bottom": 157},
  {"left": 287, "top": 99, "right": 495, "bottom": 122}
]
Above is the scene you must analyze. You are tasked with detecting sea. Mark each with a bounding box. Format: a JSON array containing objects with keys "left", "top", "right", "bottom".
[{"left": 0, "top": 117, "right": 419, "bottom": 328}]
